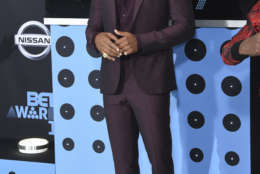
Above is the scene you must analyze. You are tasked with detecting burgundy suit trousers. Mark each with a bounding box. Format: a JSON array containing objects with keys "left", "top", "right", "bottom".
[{"left": 103, "top": 57, "right": 174, "bottom": 174}]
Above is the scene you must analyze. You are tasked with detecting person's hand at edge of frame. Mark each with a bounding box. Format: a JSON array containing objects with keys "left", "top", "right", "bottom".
[{"left": 239, "top": 32, "right": 260, "bottom": 57}]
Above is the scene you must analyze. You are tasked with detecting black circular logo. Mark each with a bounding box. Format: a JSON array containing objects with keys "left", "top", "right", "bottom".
[
  {"left": 185, "top": 39, "right": 206, "bottom": 61},
  {"left": 60, "top": 103, "right": 75, "bottom": 120},
  {"left": 222, "top": 76, "right": 242, "bottom": 96},
  {"left": 91, "top": 105, "right": 105, "bottom": 122},
  {"left": 63, "top": 138, "right": 75, "bottom": 151},
  {"left": 93, "top": 140, "right": 105, "bottom": 153},
  {"left": 190, "top": 148, "right": 204, "bottom": 162},
  {"left": 88, "top": 70, "right": 102, "bottom": 89},
  {"left": 56, "top": 36, "right": 75, "bottom": 57},
  {"left": 223, "top": 114, "right": 241, "bottom": 132},
  {"left": 58, "top": 69, "right": 75, "bottom": 88},
  {"left": 225, "top": 151, "right": 240, "bottom": 166},
  {"left": 9, "top": 172, "right": 15, "bottom": 174},
  {"left": 188, "top": 111, "right": 205, "bottom": 129},
  {"left": 186, "top": 74, "right": 206, "bottom": 94}
]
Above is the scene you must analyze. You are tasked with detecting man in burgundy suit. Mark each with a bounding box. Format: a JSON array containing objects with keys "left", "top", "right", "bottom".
[{"left": 86, "top": 0, "right": 194, "bottom": 173}]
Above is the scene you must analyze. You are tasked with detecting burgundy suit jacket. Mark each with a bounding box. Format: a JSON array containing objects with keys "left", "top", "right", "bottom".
[{"left": 86, "top": 0, "right": 195, "bottom": 94}]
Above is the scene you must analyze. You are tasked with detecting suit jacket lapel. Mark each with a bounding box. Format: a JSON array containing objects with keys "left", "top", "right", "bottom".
[
  {"left": 110, "top": 0, "right": 117, "bottom": 29},
  {"left": 103, "top": 0, "right": 117, "bottom": 31},
  {"left": 129, "top": 0, "right": 144, "bottom": 30}
]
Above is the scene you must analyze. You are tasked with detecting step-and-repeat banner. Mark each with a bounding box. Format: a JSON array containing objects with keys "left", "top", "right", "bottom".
[
  {"left": 0, "top": 0, "right": 259, "bottom": 173},
  {"left": 0, "top": 0, "right": 91, "bottom": 140},
  {"left": 0, "top": 0, "right": 53, "bottom": 140}
]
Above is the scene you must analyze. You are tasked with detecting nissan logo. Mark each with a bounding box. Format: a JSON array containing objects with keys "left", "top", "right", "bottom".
[{"left": 15, "top": 21, "right": 51, "bottom": 61}]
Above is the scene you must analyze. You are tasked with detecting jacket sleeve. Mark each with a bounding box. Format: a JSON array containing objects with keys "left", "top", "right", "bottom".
[
  {"left": 136, "top": 0, "right": 195, "bottom": 55},
  {"left": 221, "top": 22, "right": 254, "bottom": 65},
  {"left": 85, "top": 0, "right": 103, "bottom": 58}
]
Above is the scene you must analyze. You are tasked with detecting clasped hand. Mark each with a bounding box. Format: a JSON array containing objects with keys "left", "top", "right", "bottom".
[
  {"left": 239, "top": 32, "right": 260, "bottom": 57},
  {"left": 94, "top": 29, "right": 138, "bottom": 61}
]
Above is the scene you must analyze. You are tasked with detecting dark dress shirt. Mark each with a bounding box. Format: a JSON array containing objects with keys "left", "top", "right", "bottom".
[
  {"left": 115, "top": 0, "right": 137, "bottom": 93},
  {"left": 116, "top": 0, "right": 136, "bottom": 31}
]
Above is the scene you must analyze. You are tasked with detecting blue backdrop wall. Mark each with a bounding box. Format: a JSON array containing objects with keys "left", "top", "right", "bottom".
[{"left": 50, "top": 25, "right": 250, "bottom": 174}]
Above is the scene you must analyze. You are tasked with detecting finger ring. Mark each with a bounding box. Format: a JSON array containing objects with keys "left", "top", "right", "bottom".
[{"left": 102, "top": 52, "right": 108, "bottom": 58}]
